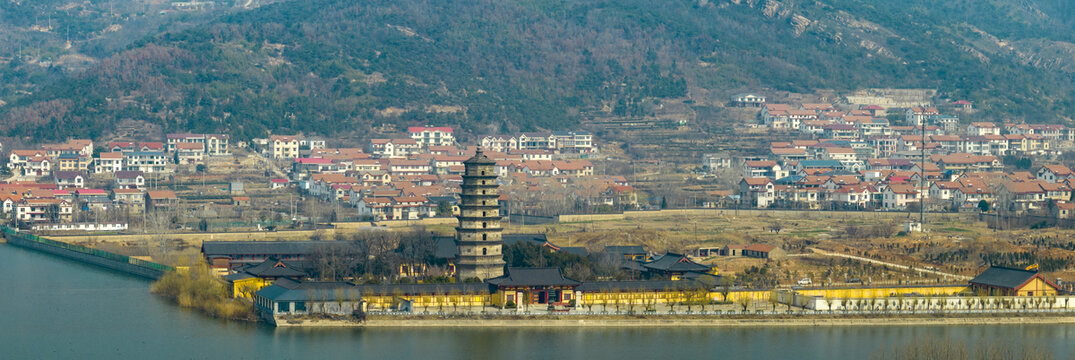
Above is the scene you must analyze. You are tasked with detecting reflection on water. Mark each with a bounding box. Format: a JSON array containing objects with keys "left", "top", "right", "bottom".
[{"left": 3, "top": 243, "right": 1075, "bottom": 359}]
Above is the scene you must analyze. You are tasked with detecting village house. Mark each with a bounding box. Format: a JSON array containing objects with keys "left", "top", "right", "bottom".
[
  {"left": 270, "top": 179, "right": 289, "bottom": 190},
  {"left": 552, "top": 160, "right": 594, "bottom": 177},
  {"left": 967, "top": 122, "right": 1000, "bottom": 136},
  {"left": 270, "top": 135, "right": 301, "bottom": 159},
  {"left": 16, "top": 198, "right": 73, "bottom": 223},
  {"left": 905, "top": 107, "right": 939, "bottom": 126},
  {"left": 740, "top": 177, "right": 775, "bottom": 208},
  {"left": 166, "top": 133, "right": 230, "bottom": 156},
  {"left": 552, "top": 131, "right": 594, "bottom": 153},
  {"left": 111, "top": 189, "right": 145, "bottom": 213},
  {"left": 94, "top": 152, "right": 124, "bottom": 173},
  {"left": 114, "top": 171, "right": 146, "bottom": 189},
  {"left": 743, "top": 160, "right": 783, "bottom": 179},
  {"left": 1000, "top": 182, "right": 1047, "bottom": 211},
  {"left": 517, "top": 132, "right": 557, "bottom": 150},
  {"left": 123, "top": 151, "right": 168, "bottom": 173},
  {"left": 145, "top": 190, "right": 179, "bottom": 211},
  {"left": 175, "top": 142, "right": 206, "bottom": 164},
  {"left": 408, "top": 126, "right": 455, "bottom": 147},
  {"left": 8, "top": 150, "right": 46, "bottom": 173},
  {"left": 1037, "top": 165, "right": 1075, "bottom": 183},
  {"left": 732, "top": 93, "right": 766, "bottom": 107},
  {"left": 882, "top": 183, "right": 919, "bottom": 211},
  {"left": 1053, "top": 202, "right": 1075, "bottom": 219},
  {"left": 356, "top": 197, "right": 393, "bottom": 220},
  {"left": 369, "top": 138, "right": 421, "bottom": 158},
  {"left": 76, "top": 189, "right": 112, "bottom": 211},
  {"left": 479, "top": 135, "right": 520, "bottom": 152},
  {"left": 55, "top": 153, "right": 92, "bottom": 172},
  {"left": 54, "top": 171, "right": 86, "bottom": 189},
  {"left": 293, "top": 158, "right": 340, "bottom": 174}
]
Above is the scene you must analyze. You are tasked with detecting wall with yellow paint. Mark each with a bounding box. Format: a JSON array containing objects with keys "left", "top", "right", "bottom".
[
  {"left": 1019, "top": 278, "right": 1059, "bottom": 296},
  {"left": 364, "top": 293, "right": 490, "bottom": 311},
  {"left": 230, "top": 277, "right": 269, "bottom": 299},
  {"left": 794, "top": 285, "right": 969, "bottom": 299},
  {"left": 576, "top": 290, "right": 770, "bottom": 306}
]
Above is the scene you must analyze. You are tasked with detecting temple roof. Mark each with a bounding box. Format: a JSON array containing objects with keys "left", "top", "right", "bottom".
[
  {"left": 487, "top": 267, "right": 580, "bottom": 287},
  {"left": 642, "top": 253, "right": 711, "bottom": 273}
]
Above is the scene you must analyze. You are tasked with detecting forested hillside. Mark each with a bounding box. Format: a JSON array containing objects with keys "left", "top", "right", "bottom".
[{"left": 1, "top": 0, "right": 1073, "bottom": 141}]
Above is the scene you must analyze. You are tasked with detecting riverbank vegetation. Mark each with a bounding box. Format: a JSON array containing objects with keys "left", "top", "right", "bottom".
[
  {"left": 151, "top": 260, "right": 256, "bottom": 321},
  {"left": 872, "top": 336, "right": 1056, "bottom": 360}
]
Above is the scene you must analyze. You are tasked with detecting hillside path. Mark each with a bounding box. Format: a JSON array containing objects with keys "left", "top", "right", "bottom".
[{"left": 808, "top": 248, "right": 973, "bottom": 281}]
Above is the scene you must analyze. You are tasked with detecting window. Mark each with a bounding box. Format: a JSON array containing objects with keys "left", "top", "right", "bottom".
[
  {"left": 482, "top": 234, "right": 487, "bottom": 240},
  {"left": 294, "top": 302, "right": 306, "bottom": 311},
  {"left": 482, "top": 248, "right": 487, "bottom": 255},
  {"left": 482, "top": 222, "right": 487, "bottom": 228},
  {"left": 481, "top": 171, "right": 485, "bottom": 176}
]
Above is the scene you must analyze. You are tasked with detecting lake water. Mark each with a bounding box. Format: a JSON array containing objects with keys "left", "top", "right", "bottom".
[{"left": 3, "top": 243, "right": 1075, "bottom": 359}]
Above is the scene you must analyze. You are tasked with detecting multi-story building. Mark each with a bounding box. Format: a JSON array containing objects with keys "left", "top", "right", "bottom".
[
  {"left": 408, "top": 126, "right": 455, "bottom": 147},
  {"left": 552, "top": 131, "right": 594, "bottom": 153},
  {"left": 175, "top": 142, "right": 206, "bottom": 164},
  {"left": 270, "top": 135, "right": 300, "bottom": 159},
  {"left": 369, "top": 139, "right": 420, "bottom": 158},
  {"left": 16, "top": 198, "right": 73, "bottom": 223},
  {"left": 167, "top": 133, "right": 231, "bottom": 156},
  {"left": 124, "top": 152, "right": 168, "bottom": 173},
  {"left": 94, "top": 152, "right": 124, "bottom": 173}
]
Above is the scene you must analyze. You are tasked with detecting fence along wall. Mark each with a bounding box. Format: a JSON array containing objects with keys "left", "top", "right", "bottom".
[{"left": 1, "top": 226, "right": 173, "bottom": 279}]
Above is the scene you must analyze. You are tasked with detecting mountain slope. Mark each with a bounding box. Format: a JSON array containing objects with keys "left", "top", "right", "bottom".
[{"left": 2, "top": 0, "right": 1073, "bottom": 141}]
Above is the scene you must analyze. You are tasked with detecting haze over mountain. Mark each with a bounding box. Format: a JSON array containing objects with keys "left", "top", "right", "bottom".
[{"left": 1, "top": 0, "right": 1073, "bottom": 142}]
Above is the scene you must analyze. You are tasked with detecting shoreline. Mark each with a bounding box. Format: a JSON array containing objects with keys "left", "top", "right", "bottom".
[{"left": 273, "top": 314, "right": 1075, "bottom": 328}]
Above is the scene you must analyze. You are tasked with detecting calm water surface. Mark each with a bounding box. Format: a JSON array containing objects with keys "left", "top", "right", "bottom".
[{"left": 3, "top": 243, "right": 1075, "bottom": 359}]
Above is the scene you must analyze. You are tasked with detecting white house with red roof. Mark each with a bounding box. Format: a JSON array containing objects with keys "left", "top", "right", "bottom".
[
  {"left": 369, "top": 138, "right": 420, "bottom": 158},
  {"left": 966, "top": 122, "right": 1000, "bottom": 136},
  {"left": 881, "top": 183, "right": 919, "bottom": 210},
  {"left": 408, "top": 126, "right": 455, "bottom": 147},
  {"left": 739, "top": 177, "right": 775, "bottom": 208},
  {"left": 270, "top": 135, "right": 300, "bottom": 159},
  {"left": 1038, "top": 165, "right": 1075, "bottom": 183}
]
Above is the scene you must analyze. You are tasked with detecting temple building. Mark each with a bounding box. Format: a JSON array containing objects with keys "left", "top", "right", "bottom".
[
  {"left": 488, "top": 267, "right": 580, "bottom": 309},
  {"left": 641, "top": 253, "right": 714, "bottom": 280},
  {"left": 969, "top": 266, "right": 1060, "bottom": 296},
  {"left": 455, "top": 147, "right": 506, "bottom": 280}
]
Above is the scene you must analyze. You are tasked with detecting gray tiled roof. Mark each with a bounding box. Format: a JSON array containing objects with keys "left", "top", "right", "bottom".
[
  {"left": 643, "top": 253, "right": 711, "bottom": 273},
  {"left": 970, "top": 266, "right": 1039, "bottom": 289},
  {"left": 255, "top": 279, "right": 361, "bottom": 302},
  {"left": 242, "top": 258, "right": 308, "bottom": 277},
  {"left": 487, "top": 267, "right": 580, "bottom": 287}
]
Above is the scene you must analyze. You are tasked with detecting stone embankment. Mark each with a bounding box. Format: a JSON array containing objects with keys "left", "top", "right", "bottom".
[{"left": 271, "top": 314, "right": 1075, "bottom": 328}]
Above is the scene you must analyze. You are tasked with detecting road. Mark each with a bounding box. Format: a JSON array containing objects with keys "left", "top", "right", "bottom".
[
  {"left": 808, "top": 248, "right": 973, "bottom": 281},
  {"left": 250, "top": 153, "right": 287, "bottom": 179}
]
